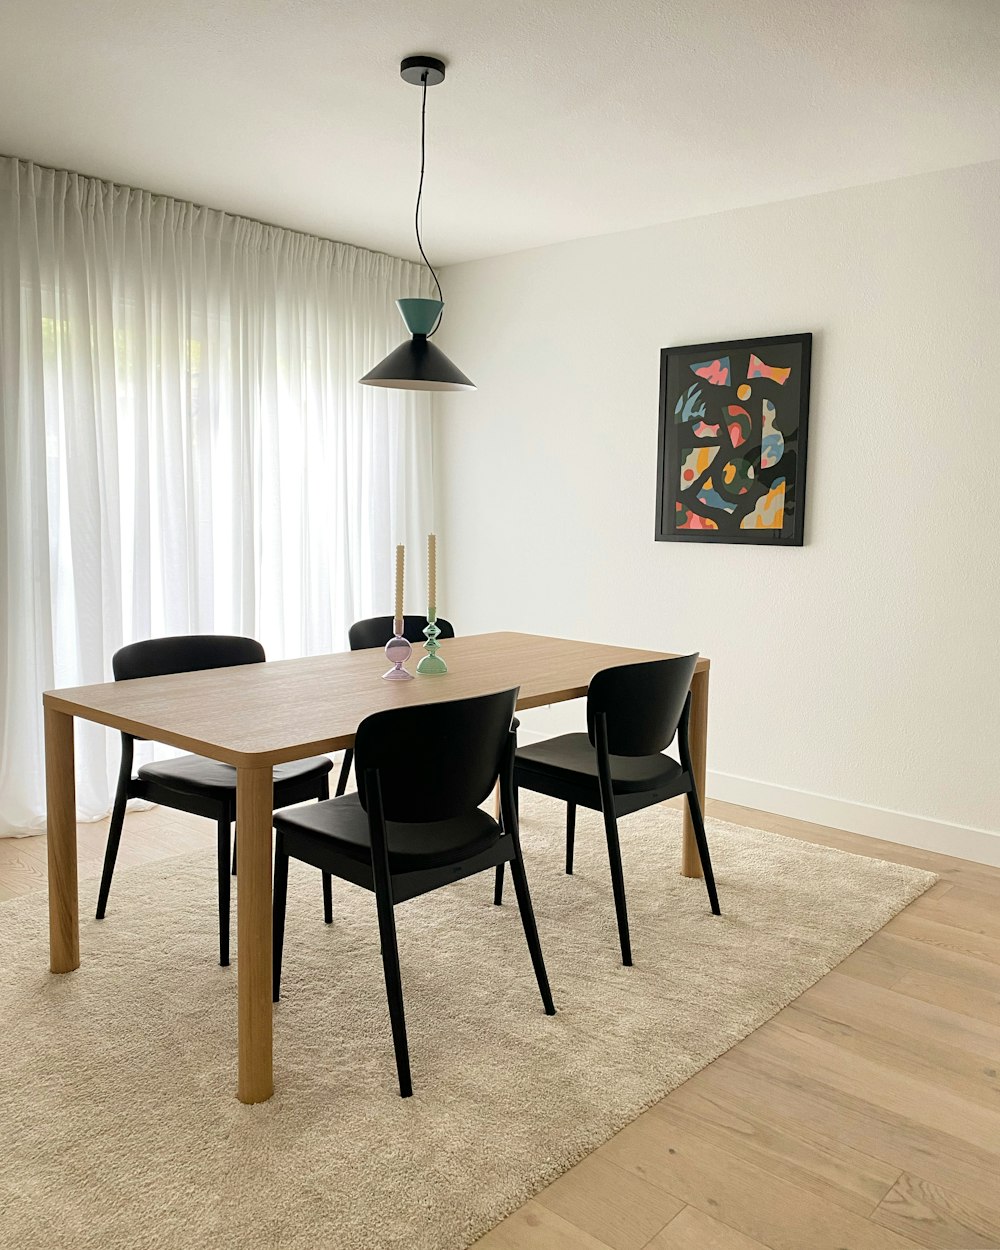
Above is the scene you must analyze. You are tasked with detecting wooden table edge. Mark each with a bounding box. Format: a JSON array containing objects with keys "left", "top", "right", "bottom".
[
  {"left": 41, "top": 690, "right": 354, "bottom": 766},
  {"left": 42, "top": 647, "right": 709, "bottom": 768}
]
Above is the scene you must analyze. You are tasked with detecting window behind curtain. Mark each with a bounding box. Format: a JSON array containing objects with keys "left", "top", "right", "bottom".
[{"left": 0, "top": 157, "right": 434, "bottom": 832}]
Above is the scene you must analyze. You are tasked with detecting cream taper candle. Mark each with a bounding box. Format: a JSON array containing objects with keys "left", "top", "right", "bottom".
[
  {"left": 394, "top": 544, "right": 404, "bottom": 629},
  {"left": 428, "top": 533, "right": 437, "bottom": 620}
]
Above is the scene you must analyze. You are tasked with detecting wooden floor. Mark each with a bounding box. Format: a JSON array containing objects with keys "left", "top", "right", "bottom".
[{"left": 2, "top": 799, "right": 999, "bottom": 1250}]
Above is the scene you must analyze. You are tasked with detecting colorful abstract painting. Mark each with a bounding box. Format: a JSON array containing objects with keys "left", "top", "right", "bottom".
[{"left": 655, "top": 333, "right": 812, "bottom": 545}]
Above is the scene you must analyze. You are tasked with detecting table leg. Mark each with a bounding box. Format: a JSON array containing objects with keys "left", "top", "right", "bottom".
[
  {"left": 681, "top": 667, "right": 709, "bottom": 879},
  {"left": 236, "top": 764, "right": 274, "bottom": 1104},
  {"left": 45, "top": 706, "right": 79, "bottom": 973}
]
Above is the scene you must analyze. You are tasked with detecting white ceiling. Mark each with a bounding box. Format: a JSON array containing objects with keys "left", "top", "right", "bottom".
[{"left": 2, "top": 1, "right": 999, "bottom": 265}]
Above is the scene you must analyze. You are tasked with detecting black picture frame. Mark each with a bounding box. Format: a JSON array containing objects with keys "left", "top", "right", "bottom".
[{"left": 655, "top": 332, "right": 812, "bottom": 546}]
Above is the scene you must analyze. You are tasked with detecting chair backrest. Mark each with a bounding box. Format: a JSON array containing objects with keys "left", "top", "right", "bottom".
[
  {"left": 112, "top": 635, "right": 266, "bottom": 681},
  {"left": 587, "top": 654, "right": 698, "bottom": 757},
  {"left": 354, "top": 688, "right": 518, "bottom": 823},
  {"left": 348, "top": 614, "right": 455, "bottom": 651}
]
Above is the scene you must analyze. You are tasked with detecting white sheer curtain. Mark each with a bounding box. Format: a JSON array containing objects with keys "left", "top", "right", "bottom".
[{"left": 0, "top": 157, "right": 435, "bottom": 834}]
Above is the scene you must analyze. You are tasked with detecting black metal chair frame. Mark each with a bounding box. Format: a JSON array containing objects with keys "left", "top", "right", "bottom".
[
  {"left": 272, "top": 690, "right": 554, "bottom": 1098},
  {"left": 496, "top": 656, "right": 720, "bottom": 966},
  {"left": 95, "top": 635, "right": 331, "bottom": 966}
]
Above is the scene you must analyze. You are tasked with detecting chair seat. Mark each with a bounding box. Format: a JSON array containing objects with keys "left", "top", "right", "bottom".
[
  {"left": 274, "top": 792, "right": 501, "bottom": 872},
  {"left": 138, "top": 752, "right": 333, "bottom": 802},
  {"left": 515, "top": 733, "right": 685, "bottom": 795}
]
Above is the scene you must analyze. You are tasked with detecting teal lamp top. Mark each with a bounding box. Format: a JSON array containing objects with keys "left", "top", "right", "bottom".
[{"left": 397, "top": 298, "right": 443, "bottom": 336}]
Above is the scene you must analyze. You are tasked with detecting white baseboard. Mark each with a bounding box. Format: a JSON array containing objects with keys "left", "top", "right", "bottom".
[
  {"left": 706, "top": 770, "right": 1000, "bottom": 868},
  {"left": 515, "top": 727, "right": 1000, "bottom": 868}
]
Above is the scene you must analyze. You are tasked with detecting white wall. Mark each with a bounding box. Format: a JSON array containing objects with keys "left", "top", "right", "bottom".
[{"left": 434, "top": 160, "right": 1000, "bottom": 863}]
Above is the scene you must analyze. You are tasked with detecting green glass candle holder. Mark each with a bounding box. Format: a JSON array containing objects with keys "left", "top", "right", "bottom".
[{"left": 416, "top": 617, "right": 448, "bottom": 675}]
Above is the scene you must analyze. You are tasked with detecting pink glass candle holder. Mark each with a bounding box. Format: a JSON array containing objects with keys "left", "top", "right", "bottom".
[{"left": 382, "top": 623, "right": 414, "bottom": 681}]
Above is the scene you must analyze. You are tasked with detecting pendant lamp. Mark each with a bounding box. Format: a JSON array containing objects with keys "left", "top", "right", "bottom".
[{"left": 359, "top": 56, "right": 475, "bottom": 393}]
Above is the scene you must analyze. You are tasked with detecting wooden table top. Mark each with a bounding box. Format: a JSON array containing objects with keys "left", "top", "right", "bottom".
[{"left": 43, "top": 631, "right": 709, "bottom": 767}]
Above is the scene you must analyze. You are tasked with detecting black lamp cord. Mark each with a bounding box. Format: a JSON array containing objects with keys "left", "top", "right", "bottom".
[{"left": 415, "top": 74, "right": 444, "bottom": 336}]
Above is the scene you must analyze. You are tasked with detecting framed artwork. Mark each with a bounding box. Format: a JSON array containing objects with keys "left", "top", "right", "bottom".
[{"left": 655, "top": 332, "right": 812, "bottom": 545}]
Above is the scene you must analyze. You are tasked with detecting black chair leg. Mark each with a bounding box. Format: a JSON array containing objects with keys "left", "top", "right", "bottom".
[
  {"left": 373, "top": 875, "right": 412, "bottom": 1098},
  {"left": 322, "top": 872, "right": 333, "bottom": 924},
  {"left": 686, "top": 785, "right": 721, "bottom": 916},
  {"left": 231, "top": 831, "right": 237, "bottom": 875},
  {"left": 96, "top": 783, "right": 129, "bottom": 920},
  {"left": 272, "top": 841, "right": 289, "bottom": 1002},
  {"left": 492, "top": 782, "right": 518, "bottom": 906},
  {"left": 217, "top": 819, "right": 231, "bottom": 966},
  {"left": 509, "top": 853, "right": 556, "bottom": 1015},
  {"left": 566, "top": 802, "right": 576, "bottom": 874},
  {"left": 316, "top": 770, "right": 335, "bottom": 920},
  {"left": 601, "top": 802, "right": 633, "bottom": 966},
  {"left": 335, "top": 748, "right": 353, "bottom": 797}
]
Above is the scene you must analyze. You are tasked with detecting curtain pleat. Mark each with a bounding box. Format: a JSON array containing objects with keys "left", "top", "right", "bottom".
[{"left": 0, "top": 157, "right": 434, "bottom": 833}]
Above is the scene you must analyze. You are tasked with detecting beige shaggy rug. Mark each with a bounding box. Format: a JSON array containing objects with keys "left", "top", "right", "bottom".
[{"left": 0, "top": 794, "right": 934, "bottom": 1250}]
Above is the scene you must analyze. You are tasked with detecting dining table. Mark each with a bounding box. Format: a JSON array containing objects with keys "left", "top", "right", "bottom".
[{"left": 42, "top": 631, "right": 710, "bottom": 1104}]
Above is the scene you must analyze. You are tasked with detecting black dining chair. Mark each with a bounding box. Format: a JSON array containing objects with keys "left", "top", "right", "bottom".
[
  {"left": 272, "top": 688, "right": 555, "bottom": 1098},
  {"left": 320, "top": 616, "right": 457, "bottom": 924},
  {"left": 331, "top": 614, "right": 519, "bottom": 923},
  {"left": 96, "top": 635, "right": 334, "bottom": 966},
  {"left": 496, "top": 654, "right": 720, "bottom": 966}
]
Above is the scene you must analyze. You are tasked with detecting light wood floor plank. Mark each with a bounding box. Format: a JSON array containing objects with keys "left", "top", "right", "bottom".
[
  {"left": 718, "top": 1043, "right": 1000, "bottom": 1206},
  {"left": 862, "top": 931, "right": 1000, "bottom": 994},
  {"left": 776, "top": 1000, "right": 1000, "bottom": 1109},
  {"left": 473, "top": 1199, "right": 616, "bottom": 1249},
  {"left": 872, "top": 1172, "right": 1000, "bottom": 1250},
  {"left": 835, "top": 943, "right": 914, "bottom": 989},
  {"left": 597, "top": 1112, "right": 925, "bottom": 1250},
  {"left": 646, "top": 1205, "right": 773, "bottom": 1250},
  {"left": 885, "top": 912, "right": 1000, "bottom": 965},
  {"left": 893, "top": 969, "right": 1000, "bottom": 1026},
  {"left": 919, "top": 888, "right": 1000, "bottom": 940},
  {"left": 739, "top": 1018, "right": 1000, "bottom": 1155},
  {"left": 534, "top": 1151, "right": 684, "bottom": 1250},
  {"left": 655, "top": 1077, "right": 900, "bottom": 1216},
  {"left": 798, "top": 969, "right": 1000, "bottom": 1057}
]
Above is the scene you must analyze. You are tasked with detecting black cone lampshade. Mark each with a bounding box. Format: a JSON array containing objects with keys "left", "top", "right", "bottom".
[{"left": 360, "top": 298, "right": 475, "bottom": 392}]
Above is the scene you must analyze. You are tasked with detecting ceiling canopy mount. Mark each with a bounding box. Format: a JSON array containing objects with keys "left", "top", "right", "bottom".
[{"left": 400, "top": 55, "right": 445, "bottom": 87}]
